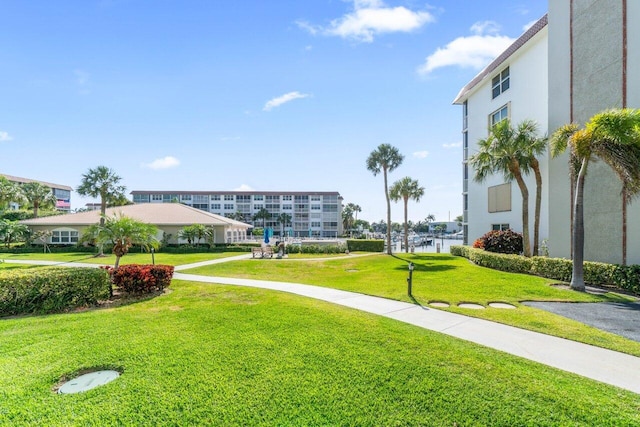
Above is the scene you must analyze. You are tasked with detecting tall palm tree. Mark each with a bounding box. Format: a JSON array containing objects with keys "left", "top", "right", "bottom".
[
  {"left": 515, "top": 121, "right": 548, "bottom": 256},
  {"left": 21, "top": 182, "right": 57, "bottom": 218},
  {"left": 550, "top": 108, "right": 640, "bottom": 290},
  {"left": 0, "top": 176, "right": 24, "bottom": 211},
  {"left": 76, "top": 166, "right": 126, "bottom": 227},
  {"left": 389, "top": 177, "right": 425, "bottom": 253},
  {"left": 253, "top": 208, "right": 271, "bottom": 229},
  {"left": 342, "top": 204, "right": 354, "bottom": 236},
  {"left": 366, "top": 144, "right": 404, "bottom": 255},
  {"left": 469, "top": 119, "right": 545, "bottom": 257},
  {"left": 276, "top": 213, "right": 292, "bottom": 238}
]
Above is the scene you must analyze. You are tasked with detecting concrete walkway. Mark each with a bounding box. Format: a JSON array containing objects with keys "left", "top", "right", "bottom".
[{"left": 5, "top": 256, "right": 640, "bottom": 394}]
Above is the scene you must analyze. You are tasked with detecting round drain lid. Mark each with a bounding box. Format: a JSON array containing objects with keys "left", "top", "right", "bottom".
[{"left": 58, "top": 370, "right": 120, "bottom": 394}]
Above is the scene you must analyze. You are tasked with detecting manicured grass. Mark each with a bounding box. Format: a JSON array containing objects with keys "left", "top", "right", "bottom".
[
  {"left": 1, "top": 279, "right": 639, "bottom": 425},
  {"left": 184, "top": 253, "right": 640, "bottom": 356},
  {"left": 0, "top": 251, "right": 242, "bottom": 267}
]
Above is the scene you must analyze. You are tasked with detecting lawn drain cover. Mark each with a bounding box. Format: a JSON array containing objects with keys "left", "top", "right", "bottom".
[
  {"left": 429, "top": 302, "right": 450, "bottom": 308},
  {"left": 58, "top": 370, "right": 120, "bottom": 394},
  {"left": 489, "top": 302, "right": 516, "bottom": 309},
  {"left": 458, "top": 303, "right": 485, "bottom": 310}
]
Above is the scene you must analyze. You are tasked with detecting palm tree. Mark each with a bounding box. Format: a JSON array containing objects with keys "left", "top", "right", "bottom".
[
  {"left": 366, "top": 144, "right": 404, "bottom": 255},
  {"left": 389, "top": 177, "right": 425, "bottom": 253},
  {"left": 179, "top": 224, "right": 210, "bottom": 245},
  {"left": 276, "top": 213, "right": 292, "bottom": 238},
  {"left": 550, "top": 108, "right": 640, "bottom": 290},
  {"left": 469, "top": 119, "right": 545, "bottom": 257},
  {"left": 342, "top": 204, "right": 354, "bottom": 236},
  {"left": 21, "top": 182, "right": 57, "bottom": 218},
  {"left": 0, "top": 219, "right": 29, "bottom": 248},
  {"left": 0, "top": 177, "right": 24, "bottom": 211},
  {"left": 252, "top": 208, "right": 271, "bottom": 229},
  {"left": 76, "top": 166, "right": 126, "bottom": 227}
]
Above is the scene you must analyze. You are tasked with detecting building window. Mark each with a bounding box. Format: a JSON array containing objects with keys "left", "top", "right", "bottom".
[
  {"left": 151, "top": 194, "right": 162, "bottom": 201},
  {"left": 310, "top": 195, "right": 321, "bottom": 201},
  {"left": 282, "top": 195, "right": 292, "bottom": 201},
  {"left": 488, "top": 183, "right": 511, "bottom": 213},
  {"left": 211, "top": 195, "right": 221, "bottom": 201},
  {"left": 490, "top": 104, "right": 509, "bottom": 127},
  {"left": 462, "top": 100, "right": 468, "bottom": 130},
  {"left": 492, "top": 223, "right": 510, "bottom": 231},
  {"left": 211, "top": 204, "right": 221, "bottom": 210},
  {"left": 491, "top": 66, "right": 510, "bottom": 99},
  {"left": 192, "top": 203, "right": 208, "bottom": 210},
  {"left": 311, "top": 205, "right": 321, "bottom": 210},
  {"left": 253, "top": 195, "right": 264, "bottom": 201},
  {"left": 224, "top": 195, "right": 234, "bottom": 201},
  {"left": 133, "top": 194, "right": 150, "bottom": 203},
  {"left": 181, "top": 194, "right": 192, "bottom": 201},
  {"left": 282, "top": 204, "right": 292, "bottom": 210},
  {"left": 52, "top": 230, "right": 78, "bottom": 244},
  {"left": 224, "top": 204, "right": 234, "bottom": 210}
]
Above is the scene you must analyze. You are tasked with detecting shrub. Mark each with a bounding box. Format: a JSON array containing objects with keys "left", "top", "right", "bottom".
[
  {"left": 449, "top": 245, "right": 469, "bottom": 257},
  {"left": 0, "top": 267, "right": 111, "bottom": 316},
  {"left": 476, "top": 230, "right": 523, "bottom": 255},
  {"left": 472, "top": 238, "right": 484, "bottom": 249},
  {"left": 346, "top": 239, "right": 384, "bottom": 252},
  {"left": 286, "top": 244, "right": 347, "bottom": 254},
  {"left": 106, "top": 264, "right": 174, "bottom": 294},
  {"left": 467, "top": 248, "right": 532, "bottom": 274}
]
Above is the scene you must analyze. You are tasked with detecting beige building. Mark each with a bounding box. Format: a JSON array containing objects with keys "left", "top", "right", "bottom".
[
  {"left": 1, "top": 173, "right": 72, "bottom": 212},
  {"left": 21, "top": 203, "right": 251, "bottom": 245}
]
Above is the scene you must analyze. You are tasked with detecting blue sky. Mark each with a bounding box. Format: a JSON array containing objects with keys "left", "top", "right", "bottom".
[{"left": 0, "top": 0, "right": 547, "bottom": 223}]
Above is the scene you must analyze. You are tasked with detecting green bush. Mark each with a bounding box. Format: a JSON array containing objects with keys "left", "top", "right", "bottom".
[
  {"left": 452, "top": 245, "right": 640, "bottom": 294},
  {"left": 0, "top": 267, "right": 111, "bottom": 316},
  {"left": 0, "top": 245, "right": 99, "bottom": 254},
  {"left": 346, "top": 239, "right": 384, "bottom": 252},
  {"left": 467, "top": 248, "right": 532, "bottom": 274},
  {"left": 286, "top": 244, "right": 346, "bottom": 254}
]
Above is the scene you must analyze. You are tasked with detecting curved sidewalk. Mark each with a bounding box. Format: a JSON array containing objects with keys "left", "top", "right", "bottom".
[{"left": 175, "top": 271, "right": 640, "bottom": 395}]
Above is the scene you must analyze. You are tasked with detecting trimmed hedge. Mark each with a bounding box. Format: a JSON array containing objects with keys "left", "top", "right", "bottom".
[
  {"left": 106, "top": 264, "right": 174, "bottom": 294},
  {"left": 451, "top": 245, "right": 640, "bottom": 294},
  {"left": 0, "top": 267, "right": 111, "bottom": 316},
  {"left": 286, "top": 244, "right": 347, "bottom": 254},
  {"left": 346, "top": 239, "right": 384, "bottom": 252}
]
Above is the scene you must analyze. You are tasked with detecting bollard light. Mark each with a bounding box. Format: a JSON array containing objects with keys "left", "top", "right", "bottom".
[
  {"left": 407, "top": 262, "right": 414, "bottom": 296},
  {"left": 151, "top": 247, "right": 155, "bottom": 265}
]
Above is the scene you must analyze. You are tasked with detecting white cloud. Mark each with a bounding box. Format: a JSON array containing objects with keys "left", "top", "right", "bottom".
[
  {"left": 417, "top": 22, "right": 514, "bottom": 75},
  {"left": 470, "top": 20, "right": 501, "bottom": 35},
  {"left": 413, "top": 150, "right": 429, "bottom": 159},
  {"left": 234, "top": 184, "right": 254, "bottom": 191},
  {"left": 0, "top": 131, "right": 13, "bottom": 142},
  {"left": 442, "top": 142, "right": 462, "bottom": 149},
  {"left": 298, "top": 0, "right": 434, "bottom": 43},
  {"left": 142, "top": 156, "right": 180, "bottom": 170},
  {"left": 263, "top": 91, "right": 310, "bottom": 112}
]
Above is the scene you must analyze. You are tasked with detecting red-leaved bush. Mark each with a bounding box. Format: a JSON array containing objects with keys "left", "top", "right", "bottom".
[
  {"left": 475, "top": 230, "right": 523, "bottom": 255},
  {"left": 103, "top": 264, "right": 174, "bottom": 294}
]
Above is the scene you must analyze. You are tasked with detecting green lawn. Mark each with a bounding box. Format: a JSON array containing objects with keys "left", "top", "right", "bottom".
[
  {"left": 0, "top": 251, "right": 242, "bottom": 267},
  {"left": 2, "top": 279, "right": 639, "bottom": 425},
  {"left": 184, "top": 253, "right": 640, "bottom": 356}
]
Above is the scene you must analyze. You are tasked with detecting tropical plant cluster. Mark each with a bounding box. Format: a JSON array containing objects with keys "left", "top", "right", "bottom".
[
  {"left": 451, "top": 245, "right": 640, "bottom": 293},
  {"left": 104, "top": 264, "right": 174, "bottom": 294},
  {"left": 346, "top": 239, "right": 384, "bottom": 252},
  {"left": 0, "top": 267, "right": 111, "bottom": 317},
  {"left": 472, "top": 229, "right": 523, "bottom": 254}
]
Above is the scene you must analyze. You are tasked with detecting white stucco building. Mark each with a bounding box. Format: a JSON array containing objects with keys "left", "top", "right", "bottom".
[{"left": 455, "top": 1, "right": 640, "bottom": 265}]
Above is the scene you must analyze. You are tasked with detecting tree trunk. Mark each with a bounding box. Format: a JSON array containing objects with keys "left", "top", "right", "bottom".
[
  {"left": 403, "top": 197, "right": 409, "bottom": 253},
  {"left": 570, "top": 158, "right": 588, "bottom": 291},
  {"left": 512, "top": 166, "right": 531, "bottom": 257},
  {"left": 532, "top": 159, "right": 542, "bottom": 256},
  {"left": 33, "top": 202, "right": 39, "bottom": 218},
  {"left": 622, "top": 186, "right": 627, "bottom": 265},
  {"left": 384, "top": 168, "right": 392, "bottom": 255}
]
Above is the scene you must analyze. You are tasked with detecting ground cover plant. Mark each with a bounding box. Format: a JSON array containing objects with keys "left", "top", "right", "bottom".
[
  {"left": 184, "top": 253, "right": 640, "bottom": 356},
  {"left": 1, "top": 279, "right": 640, "bottom": 425}
]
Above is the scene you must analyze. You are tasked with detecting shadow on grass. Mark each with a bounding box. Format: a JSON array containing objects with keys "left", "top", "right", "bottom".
[{"left": 390, "top": 254, "right": 456, "bottom": 273}]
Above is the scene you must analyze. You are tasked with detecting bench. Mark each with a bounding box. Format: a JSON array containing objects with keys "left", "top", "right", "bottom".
[{"left": 252, "top": 246, "right": 274, "bottom": 258}]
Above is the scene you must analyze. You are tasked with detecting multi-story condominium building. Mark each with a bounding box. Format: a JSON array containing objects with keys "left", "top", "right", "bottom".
[
  {"left": 1, "top": 173, "right": 72, "bottom": 212},
  {"left": 454, "top": 0, "right": 640, "bottom": 265},
  {"left": 131, "top": 190, "right": 344, "bottom": 238}
]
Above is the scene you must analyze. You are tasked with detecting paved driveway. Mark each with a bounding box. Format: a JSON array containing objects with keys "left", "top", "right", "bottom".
[{"left": 522, "top": 301, "right": 640, "bottom": 342}]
